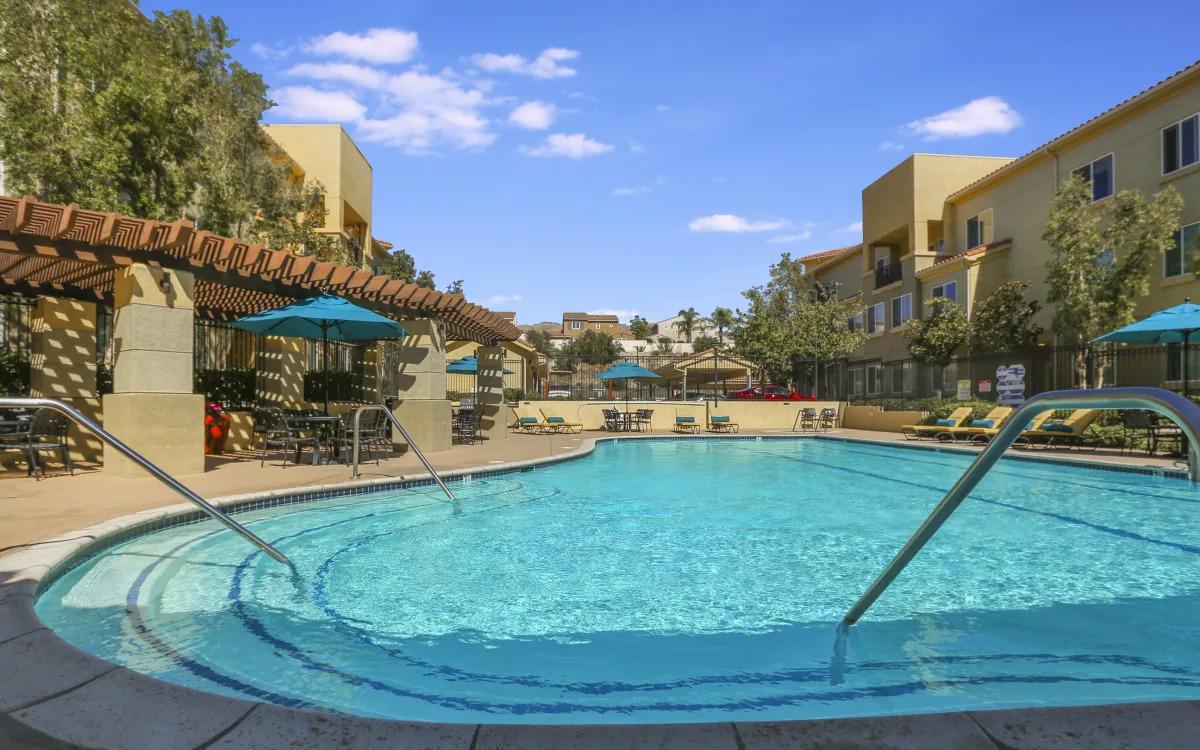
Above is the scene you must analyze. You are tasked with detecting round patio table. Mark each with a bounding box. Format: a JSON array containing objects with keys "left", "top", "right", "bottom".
[{"left": 284, "top": 414, "right": 342, "bottom": 465}]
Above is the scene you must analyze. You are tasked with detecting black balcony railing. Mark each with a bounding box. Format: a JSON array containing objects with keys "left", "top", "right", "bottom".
[{"left": 874, "top": 262, "right": 902, "bottom": 288}]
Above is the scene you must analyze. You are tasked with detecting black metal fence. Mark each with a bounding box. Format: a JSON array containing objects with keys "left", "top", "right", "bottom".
[
  {"left": 0, "top": 295, "right": 33, "bottom": 395},
  {"left": 448, "top": 358, "right": 529, "bottom": 399},
  {"left": 303, "top": 339, "right": 366, "bottom": 403},
  {"left": 194, "top": 320, "right": 260, "bottom": 410},
  {"left": 531, "top": 353, "right": 755, "bottom": 401}
]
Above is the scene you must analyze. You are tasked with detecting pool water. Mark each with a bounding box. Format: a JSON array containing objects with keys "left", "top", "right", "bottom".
[{"left": 36, "top": 438, "right": 1200, "bottom": 723}]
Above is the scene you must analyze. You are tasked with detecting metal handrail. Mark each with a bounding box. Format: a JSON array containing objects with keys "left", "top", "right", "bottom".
[
  {"left": 348, "top": 405, "right": 455, "bottom": 500},
  {"left": 0, "top": 397, "right": 291, "bottom": 566},
  {"left": 841, "top": 387, "right": 1200, "bottom": 627}
]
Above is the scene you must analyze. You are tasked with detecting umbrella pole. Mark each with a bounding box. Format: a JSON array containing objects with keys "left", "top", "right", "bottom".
[
  {"left": 323, "top": 324, "right": 330, "bottom": 414},
  {"left": 1185, "top": 331, "right": 1191, "bottom": 399}
]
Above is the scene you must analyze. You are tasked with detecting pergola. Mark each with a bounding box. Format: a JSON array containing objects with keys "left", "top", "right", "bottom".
[
  {"left": 0, "top": 195, "right": 520, "bottom": 344},
  {"left": 654, "top": 348, "right": 755, "bottom": 398}
]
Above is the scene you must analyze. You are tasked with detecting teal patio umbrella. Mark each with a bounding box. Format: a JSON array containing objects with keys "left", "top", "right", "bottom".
[
  {"left": 596, "top": 362, "right": 663, "bottom": 411},
  {"left": 1094, "top": 298, "right": 1200, "bottom": 396},
  {"left": 231, "top": 294, "right": 407, "bottom": 412}
]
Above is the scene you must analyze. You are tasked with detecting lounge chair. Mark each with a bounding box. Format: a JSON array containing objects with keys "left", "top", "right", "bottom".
[
  {"left": 1020, "top": 409, "right": 1101, "bottom": 450},
  {"left": 512, "top": 407, "right": 551, "bottom": 434},
  {"left": 673, "top": 413, "right": 700, "bottom": 434},
  {"left": 538, "top": 408, "right": 583, "bottom": 434},
  {"left": 900, "top": 407, "right": 973, "bottom": 441},
  {"left": 941, "top": 406, "right": 1014, "bottom": 442},
  {"left": 956, "top": 410, "right": 1053, "bottom": 444},
  {"left": 707, "top": 414, "right": 739, "bottom": 433}
]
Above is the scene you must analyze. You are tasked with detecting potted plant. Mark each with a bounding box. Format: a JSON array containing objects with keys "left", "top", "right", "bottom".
[{"left": 204, "top": 402, "right": 231, "bottom": 455}]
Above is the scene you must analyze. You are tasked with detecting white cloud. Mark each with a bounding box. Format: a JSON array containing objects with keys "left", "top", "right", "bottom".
[
  {"left": 836, "top": 220, "right": 863, "bottom": 237},
  {"left": 508, "top": 101, "right": 556, "bottom": 130},
  {"left": 768, "top": 230, "right": 813, "bottom": 244},
  {"left": 471, "top": 47, "right": 580, "bottom": 79},
  {"left": 905, "top": 96, "right": 1022, "bottom": 140},
  {"left": 613, "top": 177, "right": 665, "bottom": 197},
  {"left": 588, "top": 308, "right": 639, "bottom": 323},
  {"left": 307, "top": 28, "right": 419, "bottom": 64},
  {"left": 269, "top": 86, "right": 366, "bottom": 122},
  {"left": 250, "top": 42, "right": 291, "bottom": 60},
  {"left": 521, "top": 132, "right": 613, "bottom": 159},
  {"left": 688, "top": 214, "right": 789, "bottom": 233},
  {"left": 878, "top": 140, "right": 905, "bottom": 152},
  {"left": 486, "top": 294, "right": 524, "bottom": 306},
  {"left": 287, "top": 62, "right": 388, "bottom": 89}
]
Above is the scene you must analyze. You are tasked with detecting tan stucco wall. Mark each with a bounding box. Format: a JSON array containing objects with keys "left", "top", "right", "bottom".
[
  {"left": 518, "top": 400, "right": 844, "bottom": 431},
  {"left": 842, "top": 405, "right": 924, "bottom": 432}
]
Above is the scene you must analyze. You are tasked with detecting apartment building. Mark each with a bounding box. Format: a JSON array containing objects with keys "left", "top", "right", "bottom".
[
  {"left": 810, "top": 60, "right": 1200, "bottom": 399},
  {"left": 651, "top": 313, "right": 716, "bottom": 344},
  {"left": 262, "top": 124, "right": 391, "bottom": 270},
  {"left": 560, "top": 312, "right": 630, "bottom": 339}
]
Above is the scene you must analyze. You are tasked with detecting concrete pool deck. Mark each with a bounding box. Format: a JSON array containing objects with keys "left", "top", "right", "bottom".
[{"left": 0, "top": 429, "right": 1194, "bottom": 749}]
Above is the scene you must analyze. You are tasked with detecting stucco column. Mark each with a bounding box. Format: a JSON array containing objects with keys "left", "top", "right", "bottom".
[
  {"left": 259, "top": 336, "right": 307, "bottom": 408},
  {"left": 476, "top": 345, "right": 508, "bottom": 442},
  {"left": 389, "top": 318, "right": 450, "bottom": 452},
  {"left": 102, "top": 264, "right": 204, "bottom": 476},
  {"left": 29, "top": 297, "right": 102, "bottom": 462}
]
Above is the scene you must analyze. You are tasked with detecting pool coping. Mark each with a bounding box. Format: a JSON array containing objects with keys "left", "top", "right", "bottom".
[{"left": 2, "top": 431, "right": 1198, "bottom": 749}]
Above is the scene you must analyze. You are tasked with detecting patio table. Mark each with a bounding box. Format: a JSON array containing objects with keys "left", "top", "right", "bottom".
[{"left": 285, "top": 415, "right": 342, "bottom": 465}]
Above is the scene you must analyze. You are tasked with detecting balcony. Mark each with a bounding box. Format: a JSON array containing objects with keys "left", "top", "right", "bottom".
[{"left": 874, "top": 262, "right": 902, "bottom": 289}]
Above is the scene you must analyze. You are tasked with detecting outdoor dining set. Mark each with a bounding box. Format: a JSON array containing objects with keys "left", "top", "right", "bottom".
[
  {"left": 251, "top": 407, "right": 392, "bottom": 468},
  {"left": 0, "top": 407, "right": 73, "bottom": 477}
]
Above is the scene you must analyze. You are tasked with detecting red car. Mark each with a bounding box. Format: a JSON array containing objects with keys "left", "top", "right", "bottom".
[{"left": 728, "top": 385, "right": 813, "bottom": 401}]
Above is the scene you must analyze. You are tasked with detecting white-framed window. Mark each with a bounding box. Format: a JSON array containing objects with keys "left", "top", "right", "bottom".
[
  {"left": 866, "top": 363, "right": 882, "bottom": 395},
  {"left": 931, "top": 281, "right": 958, "bottom": 302},
  {"left": 891, "top": 293, "right": 912, "bottom": 328},
  {"left": 593, "top": 321, "right": 602, "bottom": 329},
  {"left": 848, "top": 368, "right": 864, "bottom": 397},
  {"left": 1072, "top": 153, "right": 1114, "bottom": 202},
  {"left": 1165, "top": 222, "right": 1200, "bottom": 279},
  {"left": 570, "top": 320, "right": 582, "bottom": 330},
  {"left": 966, "top": 209, "right": 992, "bottom": 249},
  {"left": 848, "top": 311, "right": 864, "bottom": 331},
  {"left": 937, "top": 363, "right": 957, "bottom": 395},
  {"left": 887, "top": 361, "right": 913, "bottom": 395},
  {"left": 1163, "top": 113, "right": 1199, "bottom": 175},
  {"left": 866, "top": 302, "right": 885, "bottom": 333}
]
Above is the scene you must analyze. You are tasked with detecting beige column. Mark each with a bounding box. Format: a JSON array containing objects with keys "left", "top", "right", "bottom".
[
  {"left": 29, "top": 297, "right": 102, "bottom": 462},
  {"left": 259, "top": 336, "right": 307, "bottom": 408},
  {"left": 476, "top": 345, "right": 508, "bottom": 442},
  {"left": 389, "top": 318, "right": 450, "bottom": 452},
  {"left": 102, "top": 264, "right": 204, "bottom": 476}
]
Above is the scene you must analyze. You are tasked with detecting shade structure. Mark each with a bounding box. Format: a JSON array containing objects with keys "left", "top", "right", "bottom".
[
  {"left": 231, "top": 294, "right": 407, "bottom": 411},
  {"left": 596, "top": 362, "right": 663, "bottom": 410},
  {"left": 1094, "top": 299, "right": 1200, "bottom": 396}
]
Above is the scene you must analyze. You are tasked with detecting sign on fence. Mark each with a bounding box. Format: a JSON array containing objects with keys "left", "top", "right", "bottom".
[
  {"left": 978, "top": 379, "right": 992, "bottom": 393},
  {"left": 956, "top": 379, "right": 972, "bottom": 400},
  {"left": 996, "top": 364, "right": 1026, "bottom": 406}
]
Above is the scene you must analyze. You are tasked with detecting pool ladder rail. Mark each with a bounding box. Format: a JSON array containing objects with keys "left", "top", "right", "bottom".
[
  {"left": 346, "top": 404, "right": 455, "bottom": 500},
  {"left": 841, "top": 387, "right": 1200, "bottom": 627},
  {"left": 0, "top": 397, "right": 291, "bottom": 566}
]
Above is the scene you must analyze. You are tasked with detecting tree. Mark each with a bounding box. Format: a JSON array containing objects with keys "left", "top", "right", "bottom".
[
  {"left": 710, "top": 307, "right": 734, "bottom": 347},
  {"left": 524, "top": 328, "right": 556, "bottom": 355},
  {"left": 653, "top": 336, "right": 676, "bottom": 354},
  {"left": 692, "top": 334, "right": 719, "bottom": 353},
  {"left": 1045, "top": 175, "right": 1182, "bottom": 386},
  {"left": 673, "top": 307, "right": 701, "bottom": 342},
  {"left": 555, "top": 330, "right": 620, "bottom": 371},
  {"left": 970, "top": 281, "right": 1043, "bottom": 355},
  {"left": 444, "top": 279, "right": 464, "bottom": 295},
  {"left": 628, "top": 315, "right": 652, "bottom": 340},
  {"left": 904, "top": 297, "right": 969, "bottom": 369},
  {"left": 414, "top": 270, "right": 436, "bottom": 289}
]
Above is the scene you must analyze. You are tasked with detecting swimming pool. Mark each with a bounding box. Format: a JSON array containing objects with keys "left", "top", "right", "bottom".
[{"left": 35, "top": 437, "right": 1200, "bottom": 724}]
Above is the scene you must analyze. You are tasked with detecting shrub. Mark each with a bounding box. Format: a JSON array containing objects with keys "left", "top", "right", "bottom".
[
  {"left": 195, "top": 367, "right": 256, "bottom": 410},
  {"left": 302, "top": 370, "right": 361, "bottom": 403},
  {"left": 0, "top": 351, "right": 30, "bottom": 395}
]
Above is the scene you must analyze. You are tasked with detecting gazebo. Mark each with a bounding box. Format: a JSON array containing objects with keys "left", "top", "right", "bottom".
[{"left": 653, "top": 348, "right": 755, "bottom": 399}]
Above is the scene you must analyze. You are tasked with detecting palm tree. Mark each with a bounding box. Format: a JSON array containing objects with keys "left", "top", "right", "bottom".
[
  {"left": 710, "top": 307, "right": 734, "bottom": 348},
  {"left": 673, "top": 307, "right": 700, "bottom": 343}
]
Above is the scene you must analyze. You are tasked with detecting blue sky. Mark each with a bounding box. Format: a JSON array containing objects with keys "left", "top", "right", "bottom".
[{"left": 145, "top": 0, "right": 1196, "bottom": 325}]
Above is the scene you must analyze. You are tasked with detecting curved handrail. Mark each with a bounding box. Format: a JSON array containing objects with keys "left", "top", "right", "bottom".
[
  {"left": 348, "top": 405, "right": 455, "bottom": 500},
  {"left": 841, "top": 387, "right": 1200, "bottom": 627},
  {"left": 0, "top": 397, "right": 290, "bottom": 566}
]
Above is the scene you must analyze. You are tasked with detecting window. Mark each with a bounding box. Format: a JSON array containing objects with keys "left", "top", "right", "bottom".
[
  {"left": 848, "top": 368, "right": 864, "bottom": 397},
  {"left": 848, "top": 311, "right": 864, "bottom": 331},
  {"left": 1163, "top": 114, "right": 1199, "bottom": 175},
  {"left": 1167, "top": 343, "right": 1200, "bottom": 383},
  {"left": 891, "top": 293, "right": 912, "bottom": 328},
  {"left": 931, "top": 281, "right": 958, "bottom": 302},
  {"left": 570, "top": 320, "right": 581, "bottom": 330},
  {"left": 1165, "top": 222, "right": 1200, "bottom": 279},
  {"left": 966, "top": 209, "right": 992, "bottom": 249},
  {"left": 866, "top": 302, "right": 885, "bottom": 333},
  {"left": 593, "top": 321, "right": 602, "bottom": 329},
  {"left": 866, "top": 364, "right": 882, "bottom": 395},
  {"left": 938, "top": 363, "right": 957, "bottom": 395},
  {"left": 887, "top": 362, "right": 913, "bottom": 395},
  {"left": 1072, "top": 153, "right": 1114, "bottom": 202}
]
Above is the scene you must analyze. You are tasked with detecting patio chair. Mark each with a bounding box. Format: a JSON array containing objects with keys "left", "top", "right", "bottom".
[
  {"left": 798, "top": 407, "right": 817, "bottom": 432},
  {"left": 940, "top": 406, "right": 1013, "bottom": 442},
  {"left": 1020, "top": 409, "right": 1101, "bottom": 450},
  {"left": 0, "top": 408, "right": 72, "bottom": 477},
  {"left": 333, "top": 409, "right": 391, "bottom": 465},
  {"left": 256, "top": 408, "right": 318, "bottom": 467},
  {"left": 602, "top": 408, "right": 624, "bottom": 431},
  {"left": 453, "top": 408, "right": 481, "bottom": 445},
  {"left": 512, "top": 407, "right": 549, "bottom": 434},
  {"left": 817, "top": 407, "right": 837, "bottom": 432},
  {"left": 538, "top": 408, "right": 583, "bottom": 434},
  {"left": 673, "top": 412, "right": 700, "bottom": 434},
  {"left": 900, "top": 407, "right": 973, "bottom": 441},
  {"left": 707, "top": 414, "right": 739, "bottom": 433},
  {"left": 635, "top": 408, "right": 654, "bottom": 432}
]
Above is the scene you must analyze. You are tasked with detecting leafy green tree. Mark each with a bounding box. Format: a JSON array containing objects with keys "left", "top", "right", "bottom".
[
  {"left": 524, "top": 329, "right": 557, "bottom": 355},
  {"left": 709, "top": 307, "right": 734, "bottom": 347},
  {"left": 904, "top": 297, "right": 969, "bottom": 369},
  {"left": 673, "top": 307, "right": 701, "bottom": 342},
  {"left": 970, "top": 281, "right": 1043, "bottom": 354},
  {"left": 653, "top": 336, "right": 676, "bottom": 354},
  {"left": 628, "top": 315, "right": 651, "bottom": 340},
  {"left": 692, "top": 334, "right": 719, "bottom": 353},
  {"left": 555, "top": 330, "right": 620, "bottom": 370},
  {"left": 444, "top": 279, "right": 464, "bottom": 295},
  {"left": 414, "top": 270, "right": 436, "bottom": 289},
  {"left": 1045, "top": 176, "right": 1182, "bottom": 385},
  {"left": 373, "top": 247, "right": 440, "bottom": 287}
]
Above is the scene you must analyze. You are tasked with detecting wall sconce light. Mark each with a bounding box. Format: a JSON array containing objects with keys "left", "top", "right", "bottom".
[{"left": 160, "top": 271, "right": 172, "bottom": 294}]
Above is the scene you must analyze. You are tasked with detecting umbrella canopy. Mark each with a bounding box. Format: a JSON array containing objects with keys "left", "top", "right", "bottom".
[
  {"left": 1094, "top": 299, "right": 1200, "bottom": 395},
  {"left": 446, "top": 355, "right": 513, "bottom": 375},
  {"left": 596, "top": 362, "right": 663, "bottom": 409},
  {"left": 231, "top": 294, "right": 407, "bottom": 411}
]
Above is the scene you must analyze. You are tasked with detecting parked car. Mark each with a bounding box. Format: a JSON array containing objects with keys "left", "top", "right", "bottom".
[{"left": 728, "top": 385, "right": 812, "bottom": 401}]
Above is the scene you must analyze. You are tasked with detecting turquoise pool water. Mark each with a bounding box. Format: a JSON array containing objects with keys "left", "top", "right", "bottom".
[{"left": 35, "top": 438, "right": 1200, "bottom": 724}]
